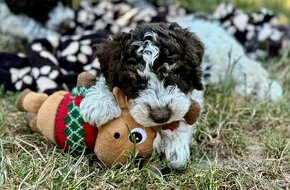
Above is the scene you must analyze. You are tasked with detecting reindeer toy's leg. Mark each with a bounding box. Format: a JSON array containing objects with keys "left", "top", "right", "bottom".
[
  {"left": 17, "top": 89, "right": 48, "bottom": 132},
  {"left": 17, "top": 89, "right": 48, "bottom": 113},
  {"left": 17, "top": 89, "right": 67, "bottom": 144}
]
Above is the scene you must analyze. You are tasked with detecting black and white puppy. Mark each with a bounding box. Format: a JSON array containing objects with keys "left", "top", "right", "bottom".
[{"left": 80, "top": 22, "right": 204, "bottom": 168}]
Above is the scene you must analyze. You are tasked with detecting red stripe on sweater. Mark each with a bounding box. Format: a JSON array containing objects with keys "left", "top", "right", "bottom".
[
  {"left": 74, "top": 95, "right": 82, "bottom": 106},
  {"left": 83, "top": 123, "right": 98, "bottom": 151},
  {"left": 55, "top": 93, "right": 72, "bottom": 151}
]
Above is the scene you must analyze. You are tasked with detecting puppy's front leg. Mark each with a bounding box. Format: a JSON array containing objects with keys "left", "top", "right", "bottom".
[
  {"left": 154, "top": 121, "right": 195, "bottom": 169},
  {"left": 79, "top": 76, "right": 121, "bottom": 127}
]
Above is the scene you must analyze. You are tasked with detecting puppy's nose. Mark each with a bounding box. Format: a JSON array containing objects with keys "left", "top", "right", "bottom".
[{"left": 150, "top": 107, "right": 171, "bottom": 124}]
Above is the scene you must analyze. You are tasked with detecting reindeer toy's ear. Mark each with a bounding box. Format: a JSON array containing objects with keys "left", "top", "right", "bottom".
[
  {"left": 112, "top": 87, "right": 127, "bottom": 110},
  {"left": 184, "top": 99, "right": 201, "bottom": 125},
  {"left": 77, "top": 72, "right": 96, "bottom": 87}
]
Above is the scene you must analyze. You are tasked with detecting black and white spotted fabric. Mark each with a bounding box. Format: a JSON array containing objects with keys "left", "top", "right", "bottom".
[
  {"left": 0, "top": 31, "right": 108, "bottom": 93},
  {"left": 213, "top": 3, "right": 290, "bottom": 59},
  {"left": 0, "top": 0, "right": 179, "bottom": 93},
  {"left": 0, "top": 1, "right": 289, "bottom": 93}
]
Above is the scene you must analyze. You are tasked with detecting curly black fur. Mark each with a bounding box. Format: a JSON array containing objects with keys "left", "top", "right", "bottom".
[
  {"left": 95, "top": 22, "right": 204, "bottom": 99},
  {"left": 5, "top": 0, "right": 71, "bottom": 23}
]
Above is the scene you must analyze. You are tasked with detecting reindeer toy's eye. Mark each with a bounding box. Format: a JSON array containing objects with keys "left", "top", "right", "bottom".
[
  {"left": 113, "top": 132, "right": 120, "bottom": 139},
  {"left": 128, "top": 128, "right": 147, "bottom": 144}
]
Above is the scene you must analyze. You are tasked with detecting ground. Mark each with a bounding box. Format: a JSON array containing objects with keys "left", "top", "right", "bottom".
[{"left": 1, "top": 0, "right": 290, "bottom": 189}]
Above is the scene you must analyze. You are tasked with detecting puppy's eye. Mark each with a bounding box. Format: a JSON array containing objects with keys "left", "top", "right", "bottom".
[
  {"left": 136, "top": 64, "right": 145, "bottom": 71},
  {"left": 171, "top": 74, "right": 179, "bottom": 80}
]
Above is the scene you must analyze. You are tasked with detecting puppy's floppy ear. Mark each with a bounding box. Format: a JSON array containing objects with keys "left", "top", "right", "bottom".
[
  {"left": 94, "top": 32, "right": 131, "bottom": 90},
  {"left": 169, "top": 22, "right": 204, "bottom": 90}
]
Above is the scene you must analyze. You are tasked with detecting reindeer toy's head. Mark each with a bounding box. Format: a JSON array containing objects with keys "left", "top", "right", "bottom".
[{"left": 95, "top": 87, "right": 156, "bottom": 166}]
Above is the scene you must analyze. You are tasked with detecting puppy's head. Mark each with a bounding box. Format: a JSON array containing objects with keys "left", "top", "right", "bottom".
[{"left": 95, "top": 22, "right": 204, "bottom": 127}]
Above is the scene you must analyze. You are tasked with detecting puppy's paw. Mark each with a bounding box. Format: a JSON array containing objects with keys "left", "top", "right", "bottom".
[
  {"left": 79, "top": 77, "right": 121, "bottom": 127},
  {"left": 153, "top": 132, "right": 162, "bottom": 154},
  {"left": 165, "top": 140, "right": 190, "bottom": 169},
  {"left": 156, "top": 121, "right": 195, "bottom": 169}
]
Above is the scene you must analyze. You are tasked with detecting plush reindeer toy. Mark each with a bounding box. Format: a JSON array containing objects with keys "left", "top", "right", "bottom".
[{"left": 16, "top": 72, "right": 156, "bottom": 166}]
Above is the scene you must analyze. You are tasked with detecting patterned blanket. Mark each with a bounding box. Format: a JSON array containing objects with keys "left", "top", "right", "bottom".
[{"left": 0, "top": 1, "right": 289, "bottom": 93}]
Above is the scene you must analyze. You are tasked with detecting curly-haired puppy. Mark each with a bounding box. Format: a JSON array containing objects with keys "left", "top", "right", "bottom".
[{"left": 80, "top": 22, "right": 204, "bottom": 168}]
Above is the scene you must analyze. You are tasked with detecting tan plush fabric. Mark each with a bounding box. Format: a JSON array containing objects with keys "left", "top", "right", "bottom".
[
  {"left": 26, "top": 112, "right": 40, "bottom": 134},
  {"left": 77, "top": 72, "right": 96, "bottom": 87},
  {"left": 17, "top": 89, "right": 48, "bottom": 113},
  {"left": 36, "top": 91, "right": 68, "bottom": 144}
]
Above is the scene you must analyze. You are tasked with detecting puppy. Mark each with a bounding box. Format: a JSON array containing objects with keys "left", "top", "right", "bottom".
[{"left": 80, "top": 22, "right": 204, "bottom": 168}]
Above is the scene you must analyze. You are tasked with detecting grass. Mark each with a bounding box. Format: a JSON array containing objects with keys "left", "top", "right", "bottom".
[{"left": 1, "top": 0, "right": 290, "bottom": 189}]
